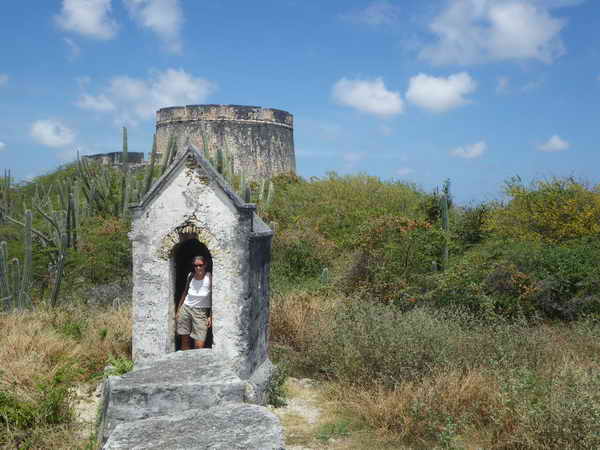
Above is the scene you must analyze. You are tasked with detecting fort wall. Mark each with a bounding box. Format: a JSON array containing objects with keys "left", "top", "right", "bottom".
[{"left": 155, "top": 104, "right": 296, "bottom": 180}]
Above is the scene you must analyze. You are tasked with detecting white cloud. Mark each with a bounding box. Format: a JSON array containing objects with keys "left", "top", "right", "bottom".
[
  {"left": 55, "top": 0, "right": 117, "bottom": 39},
  {"left": 125, "top": 0, "right": 183, "bottom": 53},
  {"left": 496, "top": 76, "right": 510, "bottom": 93},
  {"left": 396, "top": 167, "right": 414, "bottom": 176},
  {"left": 538, "top": 134, "right": 569, "bottom": 152},
  {"left": 76, "top": 93, "right": 116, "bottom": 111},
  {"left": 342, "top": 152, "right": 366, "bottom": 169},
  {"left": 420, "top": 0, "right": 568, "bottom": 65},
  {"left": 332, "top": 77, "right": 403, "bottom": 117},
  {"left": 522, "top": 78, "right": 544, "bottom": 92},
  {"left": 341, "top": 1, "right": 402, "bottom": 25},
  {"left": 77, "top": 68, "right": 216, "bottom": 124},
  {"left": 406, "top": 72, "right": 477, "bottom": 113},
  {"left": 30, "top": 120, "right": 76, "bottom": 148},
  {"left": 0, "top": 74, "right": 7, "bottom": 86},
  {"left": 64, "top": 37, "right": 81, "bottom": 60},
  {"left": 343, "top": 152, "right": 365, "bottom": 164},
  {"left": 0, "top": 142, "right": 5, "bottom": 151},
  {"left": 450, "top": 140, "right": 487, "bottom": 159}
]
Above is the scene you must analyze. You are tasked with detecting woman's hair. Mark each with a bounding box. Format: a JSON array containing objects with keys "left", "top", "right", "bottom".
[{"left": 192, "top": 256, "right": 205, "bottom": 264}]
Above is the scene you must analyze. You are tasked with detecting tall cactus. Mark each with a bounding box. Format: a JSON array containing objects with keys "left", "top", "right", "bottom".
[
  {"left": 20, "top": 209, "right": 32, "bottom": 308},
  {"left": 265, "top": 181, "right": 274, "bottom": 208},
  {"left": 0, "top": 169, "right": 11, "bottom": 221},
  {"left": 143, "top": 134, "right": 158, "bottom": 196},
  {"left": 121, "top": 127, "right": 130, "bottom": 217},
  {"left": 160, "top": 135, "right": 175, "bottom": 176},
  {"left": 0, "top": 210, "right": 33, "bottom": 311},
  {"left": 244, "top": 186, "right": 252, "bottom": 203},
  {"left": 440, "top": 193, "right": 449, "bottom": 271},
  {"left": 216, "top": 148, "right": 224, "bottom": 174},
  {"left": 34, "top": 206, "right": 68, "bottom": 306}
]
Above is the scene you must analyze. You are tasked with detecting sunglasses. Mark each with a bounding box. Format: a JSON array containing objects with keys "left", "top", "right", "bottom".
[{"left": 193, "top": 263, "right": 205, "bottom": 268}]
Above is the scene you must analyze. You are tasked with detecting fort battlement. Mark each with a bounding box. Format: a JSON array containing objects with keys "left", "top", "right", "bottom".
[{"left": 155, "top": 104, "right": 296, "bottom": 180}]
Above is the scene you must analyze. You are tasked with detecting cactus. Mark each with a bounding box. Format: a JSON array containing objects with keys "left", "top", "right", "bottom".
[
  {"left": 0, "top": 169, "right": 11, "bottom": 221},
  {"left": 121, "top": 127, "right": 130, "bottom": 217},
  {"left": 258, "top": 179, "right": 266, "bottom": 203},
  {"left": 143, "top": 134, "right": 158, "bottom": 196},
  {"left": 239, "top": 170, "right": 247, "bottom": 198},
  {"left": 168, "top": 136, "right": 178, "bottom": 166},
  {"left": 160, "top": 135, "right": 176, "bottom": 176},
  {"left": 265, "top": 181, "right": 274, "bottom": 208},
  {"left": 0, "top": 210, "right": 33, "bottom": 311},
  {"left": 20, "top": 209, "right": 32, "bottom": 308},
  {"left": 34, "top": 206, "right": 68, "bottom": 306},
  {"left": 228, "top": 153, "right": 235, "bottom": 182},
  {"left": 216, "top": 148, "right": 224, "bottom": 174},
  {"left": 320, "top": 267, "right": 330, "bottom": 285},
  {"left": 440, "top": 193, "right": 449, "bottom": 271}
]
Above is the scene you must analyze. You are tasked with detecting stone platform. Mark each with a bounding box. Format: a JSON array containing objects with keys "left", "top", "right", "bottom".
[
  {"left": 103, "top": 403, "right": 284, "bottom": 449},
  {"left": 99, "top": 350, "right": 281, "bottom": 448}
]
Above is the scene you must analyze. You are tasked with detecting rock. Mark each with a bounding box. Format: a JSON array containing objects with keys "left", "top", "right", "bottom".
[{"left": 103, "top": 403, "right": 284, "bottom": 449}]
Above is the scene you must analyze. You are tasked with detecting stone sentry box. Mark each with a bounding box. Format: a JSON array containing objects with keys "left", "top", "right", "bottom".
[{"left": 128, "top": 144, "right": 273, "bottom": 382}]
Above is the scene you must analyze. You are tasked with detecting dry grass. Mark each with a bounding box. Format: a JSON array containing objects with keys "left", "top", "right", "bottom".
[
  {"left": 269, "top": 290, "right": 337, "bottom": 349},
  {"left": 269, "top": 292, "right": 600, "bottom": 448},
  {"left": 331, "top": 371, "right": 502, "bottom": 448},
  {"left": 0, "top": 304, "right": 131, "bottom": 449},
  {"left": 326, "top": 325, "right": 600, "bottom": 449}
]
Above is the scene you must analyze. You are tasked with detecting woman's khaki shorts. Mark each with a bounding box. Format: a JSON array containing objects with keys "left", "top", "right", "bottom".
[{"left": 176, "top": 305, "right": 210, "bottom": 341}]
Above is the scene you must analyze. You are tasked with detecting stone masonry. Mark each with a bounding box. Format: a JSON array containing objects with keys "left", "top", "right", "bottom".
[{"left": 155, "top": 105, "right": 296, "bottom": 180}]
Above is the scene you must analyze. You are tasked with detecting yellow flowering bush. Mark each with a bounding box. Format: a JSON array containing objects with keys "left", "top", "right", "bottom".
[{"left": 485, "top": 177, "right": 600, "bottom": 243}]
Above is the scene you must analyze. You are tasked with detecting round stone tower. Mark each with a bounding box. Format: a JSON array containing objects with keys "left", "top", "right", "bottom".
[{"left": 155, "top": 105, "right": 296, "bottom": 179}]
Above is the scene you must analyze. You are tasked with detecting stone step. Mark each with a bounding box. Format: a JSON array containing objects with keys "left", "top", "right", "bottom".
[
  {"left": 100, "top": 350, "right": 247, "bottom": 442},
  {"left": 103, "top": 403, "right": 284, "bottom": 449}
]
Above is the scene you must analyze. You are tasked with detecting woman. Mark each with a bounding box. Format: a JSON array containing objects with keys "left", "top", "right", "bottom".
[{"left": 175, "top": 255, "right": 212, "bottom": 350}]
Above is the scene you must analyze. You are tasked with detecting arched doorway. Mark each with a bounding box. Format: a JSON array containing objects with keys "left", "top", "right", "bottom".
[{"left": 172, "top": 237, "right": 213, "bottom": 350}]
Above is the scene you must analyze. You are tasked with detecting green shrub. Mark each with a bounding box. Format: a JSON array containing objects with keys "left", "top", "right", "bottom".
[
  {"left": 421, "top": 237, "right": 600, "bottom": 319},
  {"left": 499, "top": 366, "right": 600, "bottom": 448},
  {"left": 454, "top": 203, "right": 490, "bottom": 249},
  {"left": 106, "top": 355, "right": 134, "bottom": 376},
  {"left": 68, "top": 216, "right": 131, "bottom": 285},
  {"left": 266, "top": 363, "right": 288, "bottom": 408},
  {"left": 344, "top": 215, "right": 443, "bottom": 302},
  {"left": 265, "top": 173, "right": 428, "bottom": 251},
  {"left": 271, "top": 227, "right": 334, "bottom": 288}
]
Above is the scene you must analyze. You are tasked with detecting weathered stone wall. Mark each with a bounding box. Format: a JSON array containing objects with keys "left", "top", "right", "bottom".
[
  {"left": 246, "top": 216, "right": 272, "bottom": 376},
  {"left": 155, "top": 105, "right": 295, "bottom": 180}
]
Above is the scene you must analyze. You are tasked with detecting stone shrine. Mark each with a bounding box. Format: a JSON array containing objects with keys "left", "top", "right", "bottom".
[{"left": 99, "top": 144, "right": 281, "bottom": 448}]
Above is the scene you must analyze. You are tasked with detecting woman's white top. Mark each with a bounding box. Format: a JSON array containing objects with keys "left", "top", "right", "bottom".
[{"left": 184, "top": 273, "right": 212, "bottom": 308}]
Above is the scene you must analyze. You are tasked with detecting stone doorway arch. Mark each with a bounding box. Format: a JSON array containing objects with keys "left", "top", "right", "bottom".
[{"left": 172, "top": 237, "right": 213, "bottom": 350}]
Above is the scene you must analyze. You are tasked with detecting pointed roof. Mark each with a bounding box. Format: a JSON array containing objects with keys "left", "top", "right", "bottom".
[{"left": 131, "top": 144, "right": 256, "bottom": 215}]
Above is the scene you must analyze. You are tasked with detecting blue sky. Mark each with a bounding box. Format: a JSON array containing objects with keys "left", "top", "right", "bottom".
[{"left": 1, "top": 0, "right": 599, "bottom": 204}]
